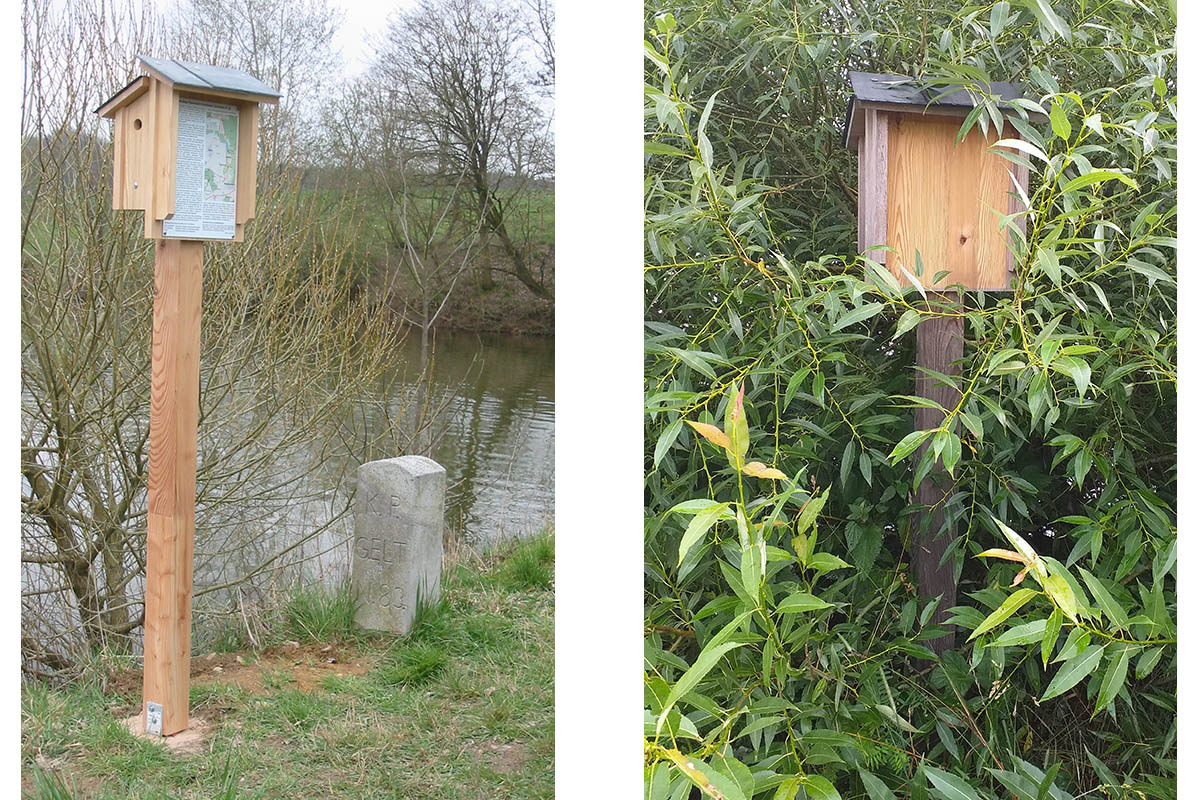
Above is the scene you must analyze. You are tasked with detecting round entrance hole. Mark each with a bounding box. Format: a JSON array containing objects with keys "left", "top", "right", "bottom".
[{"left": 133, "top": 118, "right": 142, "bottom": 130}]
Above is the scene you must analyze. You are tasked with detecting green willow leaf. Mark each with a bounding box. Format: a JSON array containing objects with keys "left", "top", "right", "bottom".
[
  {"left": 1049, "top": 102, "right": 1071, "bottom": 141},
  {"left": 1042, "top": 573, "right": 1079, "bottom": 622},
  {"left": 645, "top": 141, "right": 690, "bottom": 157},
  {"left": 1136, "top": 646, "right": 1165, "bottom": 679},
  {"left": 831, "top": 302, "right": 885, "bottom": 332},
  {"left": 1094, "top": 645, "right": 1132, "bottom": 715},
  {"left": 653, "top": 417, "right": 684, "bottom": 468},
  {"left": 801, "top": 775, "right": 841, "bottom": 800},
  {"left": 1028, "top": 0, "right": 1072, "bottom": 41},
  {"left": 1062, "top": 169, "right": 1138, "bottom": 192},
  {"left": 697, "top": 93, "right": 719, "bottom": 167},
  {"left": 773, "top": 777, "right": 801, "bottom": 800},
  {"left": 875, "top": 703, "right": 919, "bottom": 733},
  {"left": 989, "top": 618, "right": 1047, "bottom": 647},
  {"left": 663, "top": 347, "right": 719, "bottom": 380},
  {"left": 888, "top": 429, "right": 934, "bottom": 463},
  {"left": 807, "top": 552, "right": 851, "bottom": 573},
  {"left": 859, "top": 770, "right": 898, "bottom": 800},
  {"left": 986, "top": 769, "right": 1040, "bottom": 800},
  {"left": 776, "top": 592, "right": 832, "bottom": 613},
  {"left": 1077, "top": 568, "right": 1130, "bottom": 631},
  {"left": 677, "top": 503, "right": 729, "bottom": 566},
  {"left": 925, "top": 766, "right": 984, "bottom": 800},
  {"left": 657, "top": 641, "right": 747, "bottom": 733},
  {"left": 795, "top": 487, "right": 829, "bottom": 536},
  {"left": 1041, "top": 645, "right": 1105, "bottom": 701},
  {"left": 894, "top": 308, "right": 922, "bottom": 338},
  {"left": 968, "top": 588, "right": 1038, "bottom": 641},
  {"left": 1042, "top": 608, "right": 1063, "bottom": 666}
]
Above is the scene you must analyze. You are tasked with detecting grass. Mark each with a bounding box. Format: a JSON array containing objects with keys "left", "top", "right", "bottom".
[
  {"left": 497, "top": 532, "right": 554, "bottom": 592},
  {"left": 21, "top": 531, "right": 554, "bottom": 800},
  {"left": 281, "top": 579, "right": 358, "bottom": 643}
]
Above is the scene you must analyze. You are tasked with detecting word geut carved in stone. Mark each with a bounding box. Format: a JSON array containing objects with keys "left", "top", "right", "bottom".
[{"left": 354, "top": 535, "right": 409, "bottom": 565}]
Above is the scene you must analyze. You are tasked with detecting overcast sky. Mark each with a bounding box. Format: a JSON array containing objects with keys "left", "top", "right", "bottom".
[{"left": 329, "top": 0, "right": 416, "bottom": 77}]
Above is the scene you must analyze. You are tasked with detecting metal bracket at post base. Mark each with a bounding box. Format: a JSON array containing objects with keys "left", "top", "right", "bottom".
[{"left": 145, "top": 701, "right": 163, "bottom": 737}]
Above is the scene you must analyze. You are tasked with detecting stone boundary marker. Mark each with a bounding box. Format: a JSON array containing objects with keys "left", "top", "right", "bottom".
[{"left": 352, "top": 456, "right": 446, "bottom": 635}]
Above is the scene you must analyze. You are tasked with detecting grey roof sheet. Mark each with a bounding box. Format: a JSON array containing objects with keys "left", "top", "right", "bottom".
[
  {"left": 137, "top": 55, "right": 281, "bottom": 98},
  {"left": 848, "top": 71, "right": 1027, "bottom": 107}
]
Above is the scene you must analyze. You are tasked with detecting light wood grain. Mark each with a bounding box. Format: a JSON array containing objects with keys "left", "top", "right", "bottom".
[
  {"left": 860, "top": 108, "right": 888, "bottom": 260},
  {"left": 886, "top": 115, "right": 1011, "bottom": 290},
  {"left": 166, "top": 84, "right": 280, "bottom": 108},
  {"left": 143, "top": 238, "right": 204, "bottom": 737},
  {"left": 151, "top": 82, "right": 178, "bottom": 226},
  {"left": 235, "top": 102, "right": 258, "bottom": 224},
  {"left": 114, "top": 92, "right": 153, "bottom": 212},
  {"left": 96, "top": 75, "right": 150, "bottom": 119},
  {"left": 846, "top": 98, "right": 1048, "bottom": 144},
  {"left": 112, "top": 107, "right": 126, "bottom": 211},
  {"left": 912, "top": 299, "right": 963, "bottom": 654},
  {"left": 857, "top": 134, "right": 865, "bottom": 251}
]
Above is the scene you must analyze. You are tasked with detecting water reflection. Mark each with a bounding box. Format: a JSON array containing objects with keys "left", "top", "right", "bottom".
[{"left": 412, "top": 331, "right": 555, "bottom": 546}]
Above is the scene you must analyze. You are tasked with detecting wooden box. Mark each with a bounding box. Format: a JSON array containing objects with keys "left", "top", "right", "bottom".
[
  {"left": 844, "top": 72, "right": 1042, "bottom": 291},
  {"left": 96, "top": 56, "right": 280, "bottom": 241}
]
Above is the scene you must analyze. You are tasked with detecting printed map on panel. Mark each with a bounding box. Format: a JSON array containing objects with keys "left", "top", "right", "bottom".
[{"left": 203, "top": 110, "right": 238, "bottom": 205}]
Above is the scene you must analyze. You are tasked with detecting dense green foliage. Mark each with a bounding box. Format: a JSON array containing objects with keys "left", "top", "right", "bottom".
[{"left": 643, "top": 2, "right": 1176, "bottom": 798}]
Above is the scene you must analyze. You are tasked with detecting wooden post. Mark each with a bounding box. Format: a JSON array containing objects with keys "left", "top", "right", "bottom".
[
  {"left": 913, "top": 297, "right": 963, "bottom": 655},
  {"left": 142, "top": 238, "right": 204, "bottom": 736}
]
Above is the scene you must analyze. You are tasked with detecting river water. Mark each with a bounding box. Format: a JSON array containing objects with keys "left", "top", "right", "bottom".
[
  {"left": 406, "top": 331, "right": 555, "bottom": 546},
  {"left": 21, "top": 330, "right": 553, "bottom": 663}
]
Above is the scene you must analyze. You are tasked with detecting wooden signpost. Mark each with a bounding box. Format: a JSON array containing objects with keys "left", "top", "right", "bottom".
[
  {"left": 844, "top": 72, "right": 1044, "bottom": 652},
  {"left": 97, "top": 56, "right": 280, "bottom": 737}
]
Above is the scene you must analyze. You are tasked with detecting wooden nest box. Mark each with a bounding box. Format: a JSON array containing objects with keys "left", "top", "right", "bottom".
[
  {"left": 844, "top": 72, "right": 1044, "bottom": 291},
  {"left": 96, "top": 56, "right": 281, "bottom": 241}
]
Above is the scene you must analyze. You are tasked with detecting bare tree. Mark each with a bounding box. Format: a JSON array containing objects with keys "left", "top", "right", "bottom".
[
  {"left": 167, "top": 0, "right": 345, "bottom": 170},
  {"left": 525, "top": 0, "right": 553, "bottom": 93},
  {"left": 322, "top": 75, "right": 486, "bottom": 449},
  {"left": 374, "top": 0, "right": 553, "bottom": 300}
]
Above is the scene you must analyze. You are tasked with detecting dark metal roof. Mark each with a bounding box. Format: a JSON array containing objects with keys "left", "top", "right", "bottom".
[
  {"left": 94, "top": 75, "right": 148, "bottom": 116},
  {"left": 137, "top": 55, "right": 281, "bottom": 98},
  {"left": 849, "top": 71, "right": 1027, "bottom": 107},
  {"left": 844, "top": 71, "right": 1044, "bottom": 147}
]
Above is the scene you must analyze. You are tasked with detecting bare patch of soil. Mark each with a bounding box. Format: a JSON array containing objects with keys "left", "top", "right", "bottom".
[
  {"left": 107, "top": 641, "right": 376, "bottom": 702},
  {"left": 470, "top": 739, "right": 531, "bottom": 774},
  {"left": 121, "top": 714, "right": 215, "bottom": 756}
]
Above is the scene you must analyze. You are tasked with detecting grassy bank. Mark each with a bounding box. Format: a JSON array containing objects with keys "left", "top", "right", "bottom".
[{"left": 22, "top": 533, "right": 554, "bottom": 800}]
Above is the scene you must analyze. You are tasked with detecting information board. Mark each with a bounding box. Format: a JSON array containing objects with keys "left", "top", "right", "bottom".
[{"left": 162, "top": 99, "right": 238, "bottom": 240}]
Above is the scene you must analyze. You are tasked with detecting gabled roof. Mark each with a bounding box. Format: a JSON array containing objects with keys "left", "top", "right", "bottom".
[
  {"left": 136, "top": 56, "right": 281, "bottom": 99},
  {"left": 95, "top": 75, "right": 150, "bottom": 118},
  {"left": 843, "top": 71, "right": 1045, "bottom": 147},
  {"left": 95, "top": 56, "right": 281, "bottom": 117}
]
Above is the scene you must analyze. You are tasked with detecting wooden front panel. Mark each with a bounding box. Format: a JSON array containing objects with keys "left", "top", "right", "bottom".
[
  {"left": 859, "top": 108, "right": 888, "bottom": 258},
  {"left": 113, "top": 93, "right": 153, "bottom": 211},
  {"left": 150, "top": 81, "right": 179, "bottom": 226},
  {"left": 886, "top": 114, "right": 1013, "bottom": 290},
  {"left": 235, "top": 102, "right": 258, "bottom": 224}
]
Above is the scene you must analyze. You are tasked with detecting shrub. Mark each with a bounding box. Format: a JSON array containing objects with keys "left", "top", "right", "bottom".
[{"left": 643, "top": 2, "right": 1175, "bottom": 798}]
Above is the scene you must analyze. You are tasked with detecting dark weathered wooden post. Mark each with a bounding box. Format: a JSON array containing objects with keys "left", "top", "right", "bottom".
[
  {"left": 97, "top": 56, "right": 280, "bottom": 736},
  {"left": 844, "top": 72, "right": 1043, "bottom": 652}
]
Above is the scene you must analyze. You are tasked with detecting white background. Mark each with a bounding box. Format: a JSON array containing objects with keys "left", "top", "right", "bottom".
[{"left": 3, "top": 0, "right": 1191, "bottom": 795}]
